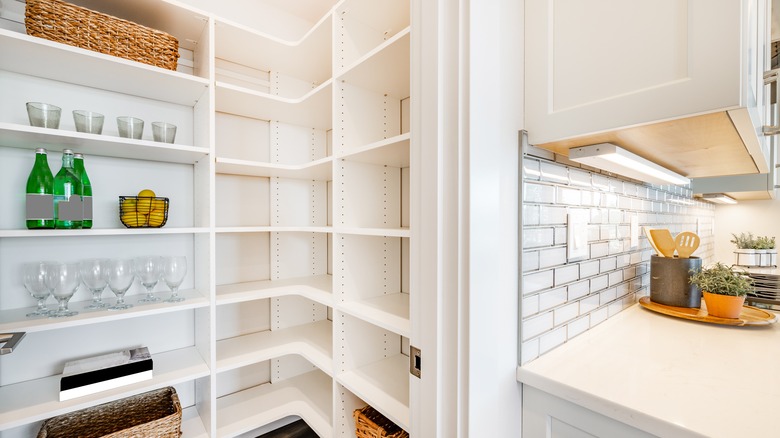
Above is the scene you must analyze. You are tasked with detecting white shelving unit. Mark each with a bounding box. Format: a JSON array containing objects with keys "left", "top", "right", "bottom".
[{"left": 0, "top": 0, "right": 414, "bottom": 436}]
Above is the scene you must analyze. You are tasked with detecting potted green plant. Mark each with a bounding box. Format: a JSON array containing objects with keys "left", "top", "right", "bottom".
[
  {"left": 755, "top": 236, "right": 776, "bottom": 267},
  {"left": 731, "top": 232, "right": 759, "bottom": 267},
  {"left": 689, "top": 262, "right": 754, "bottom": 318}
]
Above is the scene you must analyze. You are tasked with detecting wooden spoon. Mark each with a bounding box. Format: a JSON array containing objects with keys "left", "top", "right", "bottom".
[
  {"left": 644, "top": 227, "right": 665, "bottom": 257},
  {"left": 649, "top": 229, "right": 677, "bottom": 257},
  {"left": 675, "top": 231, "right": 700, "bottom": 258}
]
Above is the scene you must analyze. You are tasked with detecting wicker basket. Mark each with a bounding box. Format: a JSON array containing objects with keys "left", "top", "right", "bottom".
[
  {"left": 354, "top": 405, "right": 409, "bottom": 438},
  {"left": 37, "top": 387, "right": 181, "bottom": 438},
  {"left": 25, "top": 0, "right": 179, "bottom": 71}
]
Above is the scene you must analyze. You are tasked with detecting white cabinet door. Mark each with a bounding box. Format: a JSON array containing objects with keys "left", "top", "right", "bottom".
[
  {"left": 525, "top": 0, "right": 770, "bottom": 165},
  {"left": 523, "top": 386, "right": 657, "bottom": 438}
]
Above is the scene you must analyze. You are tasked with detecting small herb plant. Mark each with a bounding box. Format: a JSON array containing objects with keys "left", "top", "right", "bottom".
[
  {"left": 689, "top": 262, "right": 754, "bottom": 297},
  {"left": 730, "top": 232, "right": 755, "bottom": 249},
  {"left": 755, "top": 236, "right": 776, "bottom": 250}
]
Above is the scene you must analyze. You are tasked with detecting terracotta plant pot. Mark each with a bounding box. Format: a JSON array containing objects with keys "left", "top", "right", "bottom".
[{"left": 702, "top": 291, "right": 746, "bottom": 319}]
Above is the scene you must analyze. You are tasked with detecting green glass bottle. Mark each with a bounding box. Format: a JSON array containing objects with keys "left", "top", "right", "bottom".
[
  {"left": 73, "top": 153, "right": 92, "bottom": 229},
  {"left": 53, "top": 149, "right": 83, "bottom": 229},
  {"left": 26, "top": 148, "right": 55, "bottom": 229}
]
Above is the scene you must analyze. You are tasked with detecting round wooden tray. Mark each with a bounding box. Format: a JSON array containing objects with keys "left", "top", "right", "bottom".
[{"left": 639, "top": 296, "right": 778, "bottom": 326}]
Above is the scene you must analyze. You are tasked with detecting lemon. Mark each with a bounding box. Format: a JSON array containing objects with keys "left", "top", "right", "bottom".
[
  {"left": 121, "top": 198, "right": 137, "bottom": 212},
  {"left": 121, "top": 212, "right": 148, "bottom": 227},
  {"left": 137, "top": 189, "right": 156, "bottom": 198},
  {"left": 151, "top": 199, "right": 166, "bottom": 211},
  {"left": 136, "top": 197, "right": 153, "bottom": 214},
  {"left": 148, "top": 209, "right": 166, "bottom": 227}
]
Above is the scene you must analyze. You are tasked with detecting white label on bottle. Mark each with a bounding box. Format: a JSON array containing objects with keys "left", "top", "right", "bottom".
[
  {"left": 56, "top": 196, "right": 83, "bottom": 221},
  {"left": 83, "top": 196, "right": 93, "bottom": 220},
  {"left": 26, "top": 194, "right": 54, "bottom": 220}
]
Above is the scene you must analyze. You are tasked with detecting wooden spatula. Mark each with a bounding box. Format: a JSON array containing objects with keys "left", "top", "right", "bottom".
[
  {"left": 644, "top": 227, "right": 665, "bottom": 257},
  {"left": 649, "top": 229, "right": 677, "bottom": 257},
  {"left": 675, "top": 231, "right": 700, "bottom": 258}
]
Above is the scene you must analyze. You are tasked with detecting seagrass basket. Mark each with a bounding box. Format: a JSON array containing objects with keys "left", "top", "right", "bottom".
[
  {"left": 25, "top": 0, "right": 179, "bottom": 70},
  {"left": 37, "top": 387, "right": 182, "bottom": 438},
  {"left": 354, "top": 405, "right": 409, "bottom": 438}
]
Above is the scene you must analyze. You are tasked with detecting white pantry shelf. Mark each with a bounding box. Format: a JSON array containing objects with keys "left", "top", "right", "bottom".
[
  {"left": 0, "top": 29, "right": 209, "bottom": 106},
  {"left": 216, "top": 319, "right": 332, "bottom": 376},
  {"left": 337, "top": 354, "right": 410, "bottom": 432},
  {"left": 338, "top": 28, "right": 411, "bottom": 99},
  {"left": 0, "top": 227, "right": 210, "bottom": 238},
  {"left": 337, "top": 133, "right": 411, "bottom": 167},
  {"left": 0, "top": 289, "right": 209, "bottom": 334},
  {"left": 335, "top": 227, "right": 410, "bottom": 238},
  {"left": 216, "top": 370, "right": 332, "bottom": 438},
  {"left": 0, "top": 123, "right": 210, "bottom": 165},
  {"left": 216, "top": 275, "right": 333, "bottom": 307},
  {"left": 0, "top": 347, "right": 210, "bottom": 432},
  {"left": 215, "top": 80, "right": 333, "bottom": 130},
  {"left": 216, "top": 226, "right": 333, "bottom": 234},
  {"left": 215, "top": 156, "right": 333, "bottom": 180},
  {"left": 214, "top": 14, "right": 332, "bottom": 83},
  {"left": 338, "top": 293, "right": 410, "bottom": 338}
]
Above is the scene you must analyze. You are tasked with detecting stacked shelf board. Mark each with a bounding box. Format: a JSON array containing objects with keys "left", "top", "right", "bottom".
[{"left": 0, "top": 0, "right": 413, "bottom": 436}]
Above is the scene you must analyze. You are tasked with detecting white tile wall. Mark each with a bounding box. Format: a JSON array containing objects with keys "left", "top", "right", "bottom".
[{"left": 520, "top": 154, "right": 715, "bottom": 364}]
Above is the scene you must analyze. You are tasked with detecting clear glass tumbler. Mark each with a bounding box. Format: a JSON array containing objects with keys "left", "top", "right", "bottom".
[
  {"left": 73, "top": 110, "right": 105, "bottom": 134},
  {"left": 26, "top": 102, "right": 61, "bottom": 129}
]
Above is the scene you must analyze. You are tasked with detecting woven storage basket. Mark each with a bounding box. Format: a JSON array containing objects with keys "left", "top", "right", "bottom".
[
  {"left": 354, "top": 405, "right": 409, "bottom": 438},
  {"left": 25, "top": 0, "right": 179, "bottom": 70},
  {"left": 37, "top": 387, "right": 182, "bottom": 438}
]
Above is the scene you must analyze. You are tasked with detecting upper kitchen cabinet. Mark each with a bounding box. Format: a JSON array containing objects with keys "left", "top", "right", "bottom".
[{"left": 525, "top": 0, "right": 772, "bottom": 179}]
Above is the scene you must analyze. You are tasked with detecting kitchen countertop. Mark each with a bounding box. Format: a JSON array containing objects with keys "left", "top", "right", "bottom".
[{"left": 517, "top": 303, "right": 780, "bottom": 438}]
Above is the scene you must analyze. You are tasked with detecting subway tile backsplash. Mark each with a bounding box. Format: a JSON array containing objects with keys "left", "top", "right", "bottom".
[{"left": 521, "top": 153, "right": 714, "bottom": 364}]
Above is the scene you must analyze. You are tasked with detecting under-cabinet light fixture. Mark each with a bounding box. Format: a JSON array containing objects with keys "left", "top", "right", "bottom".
[
  {"left": 568, "top": 143, "right": 690, "bottom": 186},
  {"left": 701, "top": 193, "right": 738, "bottom": 205}
]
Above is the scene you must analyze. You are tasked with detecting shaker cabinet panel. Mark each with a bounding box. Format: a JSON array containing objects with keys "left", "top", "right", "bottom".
[{"left": 526, "top": 0, "right": 772, "bottom": 178}]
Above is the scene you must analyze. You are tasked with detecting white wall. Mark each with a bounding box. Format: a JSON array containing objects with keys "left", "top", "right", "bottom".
[{"left": 713, "top": 199, "right": 780, "bottom": 264}]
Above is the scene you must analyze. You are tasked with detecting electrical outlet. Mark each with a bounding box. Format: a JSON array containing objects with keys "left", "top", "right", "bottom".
[
  {"left": 630, "top": 214, "right": 639, "bottom": 248},
  {"left": 567, "top": 212, "right": 589, "bottom": 261}
]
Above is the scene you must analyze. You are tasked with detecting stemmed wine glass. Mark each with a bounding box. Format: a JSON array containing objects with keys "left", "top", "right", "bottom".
[
  {"left": 45, "top": 262, "right": 80, "bottom": 318},
  {"left": 161, "top": 256, "right": 187, "bottom": 303},
  {"left": 107, "top": 258, "right": 135, "bottom": 310},
  {"left": 134, "top": 256, "right": 161, "bottom": 303},
  {"left": 23, "top": 261, "right": 53, "bottom": 317},
  {"left": 80, "top": 258, "right": 110, "bottom": 309}
]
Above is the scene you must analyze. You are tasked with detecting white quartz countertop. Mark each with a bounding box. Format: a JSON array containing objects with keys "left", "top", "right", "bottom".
[{"left": 517, "top": 303, "right": 780, "bottom": 438}]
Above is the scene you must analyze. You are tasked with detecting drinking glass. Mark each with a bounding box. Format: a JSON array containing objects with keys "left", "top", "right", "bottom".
[
  {"left": 45, "top": 262, "right": 80, "bottom": 317},
  {"left": 152, "top": 122, "right": 176, "bottom": 143},
  {"left": 161, "top": 256, "right": 187, "bottom": 303},
  {"left": 26, "top": 102, "right": 61, "bottom": 128},
  {"left": 80, "top": 258, "right": 109, "bottom": 309},
  {"left": 134, "top": 256, "right": 161, "bottom": 303},
  {"left": 73, "top": 110, "right": 104, "bottom": 134},
  {"left": 117, "top": 116, "right": 144, "bottom": 139},
  {"left": 23, "top": 261, "right": 53, "bottom": 316},
  {"left": 107, "top": 258, "right": 135, "bottom": 310}
]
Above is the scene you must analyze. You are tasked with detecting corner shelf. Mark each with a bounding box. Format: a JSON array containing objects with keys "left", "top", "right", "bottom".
[
  {"left": 215, "top": 156, "right": 333, "bottom": 180},
  {"left": 337, "top": 354, "right": 410, "bottom": 432},
  {"left": 0, "top": 347, "right": 210, "bottom": 432},
  {"left": 0, "top": 123, "right": 210, "bottom": 164},
  {"left": 216, "top": 370, "right": 332, "bottom": 438},
  {"left": 0, "top": 289, "right": 209, "bottom": 333},
  {"left": 216, "top": 319, "right": 333, "bottom": 376},
  {"left": 216, "top": 275, "right": 333, "bottom": 308},
  {"left": 0, "top": 29, "right": 209, "bottom": 106},
  {"left": 214, "top": 13, "right": 333, "bottom": 83},
  {"left": 338, "top": 293, "right": 410, "bottom": 338},
  {"left": 215, "top": 80, "right": 333, "bottom": 130}
]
